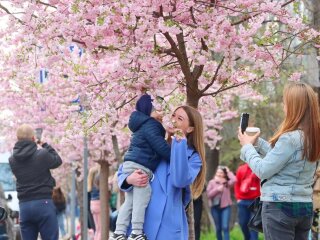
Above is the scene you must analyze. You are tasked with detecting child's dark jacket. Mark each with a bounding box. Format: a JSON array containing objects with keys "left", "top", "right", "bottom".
[{"left": 124, "top": 111, "right": 170, "bottom": 171}]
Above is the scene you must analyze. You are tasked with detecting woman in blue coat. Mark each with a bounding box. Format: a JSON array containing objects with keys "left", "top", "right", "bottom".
[{"left": 117, "top": 105, "right": 206, "bottom": 240}]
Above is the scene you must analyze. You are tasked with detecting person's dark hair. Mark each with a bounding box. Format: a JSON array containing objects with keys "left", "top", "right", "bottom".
[
  {"left": 52, "top": 187, "right": 66, "bottom": 204},
  {"left": 221, "top": 167, "right": 230, "bottom": 181}
]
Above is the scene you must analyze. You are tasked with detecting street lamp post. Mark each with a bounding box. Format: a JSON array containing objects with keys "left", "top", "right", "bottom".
[
  {"left": 82, "top": 135, "right": 89, "bottom": 240},
  {"left": 70, "top": 163, "right": 76, "bottom": 240}
]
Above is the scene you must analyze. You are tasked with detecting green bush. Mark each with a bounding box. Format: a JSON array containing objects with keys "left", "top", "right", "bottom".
[{"left": 201, "top": 226, "right": 264, "bottom": 240}]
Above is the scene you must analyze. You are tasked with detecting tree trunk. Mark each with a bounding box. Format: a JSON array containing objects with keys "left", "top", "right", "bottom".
[
  {"left": 202, "top": 146, "right": 219, "bottom": 234},
  {"left": 112, "top": 134, "right": 125, "bottom": 204},
  {"left": 185, "top": 88, "right": 221, "bottom": 239},
  {"left": 100, "top": 161, "right": 110, "bottom": 240},
  {"left": 205, "top": 146, "right": 219, "bottom": 181},
  {"left": 188, "top": 201, "right": 195, "bottom": 240},
  {"left": 313, "top": 2, "right": 320, "bottom": 237},
  {"left": 76, "top": 179, "right": 84, "bottom": 239},
  {"left": 313, "top": 0, "right": 320, "bottom": 104},
  {"left": 202, "top": 193, "right": 215, "bottom": 232},
  {"left": 186, "top": 96, "right": 199, "bottom": 109}
]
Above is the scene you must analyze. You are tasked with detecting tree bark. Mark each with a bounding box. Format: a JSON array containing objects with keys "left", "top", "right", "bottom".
[
  {"left": 76, "top": 179, "right": 84, "bottom": 240},
  {"left": 185, "top": 83, "right": 198, "bottom": 240},
  {"left": 312, "top": 0, "right": 320, "bottom": 104},
  {"left": 112, "top": 134, "right": 125, "bottom": 204},
  {"left": 202, "top": 146, "right": 219, "bottom": 235},
  {"left": 186, "top": 95, "right": 200, "bottom": 109},
  {"left": 99, "top": 161, "right": 110, "bottom": 240},
  {"left": 187, "top": 201, "right": 195, "bottom": 240},
  {"left": 205, "top": 147, "right": 219, "bottom": 182}
]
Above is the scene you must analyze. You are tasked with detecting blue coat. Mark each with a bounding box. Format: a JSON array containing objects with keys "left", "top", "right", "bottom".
[
  {"left": 124, "top": 111, "right": 171, "bottom": 171},
  {"left": 118, "top": 138, "right": 202, "bottom": 240}
]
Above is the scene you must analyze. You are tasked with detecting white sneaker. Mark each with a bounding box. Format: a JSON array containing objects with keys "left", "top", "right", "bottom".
[
  {"left": 109, "top": 233, "right": 127, "bottom": 240},
  {"left": 128, "top": 233, "right": 147, "bottom": 240}
]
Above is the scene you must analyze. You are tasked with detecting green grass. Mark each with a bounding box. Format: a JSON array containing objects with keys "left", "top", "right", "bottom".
[{"left": 200, "top": 225, "right": 264, "bottom": 240}]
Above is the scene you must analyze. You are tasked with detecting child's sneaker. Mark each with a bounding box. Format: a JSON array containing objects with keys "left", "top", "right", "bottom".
[
  {"left": 109, "top": 233, "right": 127, "bottom": 240},
  {"left": 128, "top": 233, "right": 147, "bottom": 240}
]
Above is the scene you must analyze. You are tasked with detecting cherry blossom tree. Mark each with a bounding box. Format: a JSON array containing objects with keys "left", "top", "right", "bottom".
[{"left": 0, "top": 0, "right": 318, "bottom": 239}]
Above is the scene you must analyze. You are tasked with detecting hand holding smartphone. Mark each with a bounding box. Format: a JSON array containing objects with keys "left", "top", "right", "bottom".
[
  {"left": 35, "top": 128, "right": 43, "bottom": 144},
  {"left": 240, "top": 113, "right": 249, "bottom": 134}
]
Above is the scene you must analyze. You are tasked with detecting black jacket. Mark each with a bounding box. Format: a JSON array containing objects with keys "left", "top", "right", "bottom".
[{"left": 9, "top": 140, "right": 62, "bottom": 202}]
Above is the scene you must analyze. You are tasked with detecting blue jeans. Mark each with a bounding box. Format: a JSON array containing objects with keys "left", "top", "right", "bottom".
[
  {"left": 19, "top": 199, "right": 58, "bottom": 240},
  {"left": 211, "top": 205, "right": 231, "bottom": 240},
  {"left": 237, "top": 200, "right": 259, "bottom": 240}
]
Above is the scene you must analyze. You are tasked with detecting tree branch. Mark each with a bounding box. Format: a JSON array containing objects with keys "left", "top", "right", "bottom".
[
  {"left": 0, "top": 4, "right": 24, "bottom": 24},
  {"left": 280, "top": 40, "right": 313, "bottom": 65},
  {"left": 200, "top": 57, "right": 225, "bottom": 94},
  {"left": 112, "top": 133, "right": 122, "bottom": 164},
  {"left": 115, "top": 96, "right": 137, "bottom": 110},
  {"left": 36, "top": 0, "right": 57, "bottom": 9},
  {"left": 231, "top": 0, "right": 297, "bottom": 26},
  {"left": 202, "top": 78, "right": 260, "bottom": 97},
  {"left": 192, "top": 65, "right": 204, "bottom": 82}
]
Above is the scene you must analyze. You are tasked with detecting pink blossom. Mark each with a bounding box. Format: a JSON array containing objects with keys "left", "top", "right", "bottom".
[{"left": 289, "top": 72, "right": 302, "bottom": 82}]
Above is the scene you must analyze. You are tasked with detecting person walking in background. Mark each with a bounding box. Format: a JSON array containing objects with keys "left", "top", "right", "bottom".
[
  {"left": 238, "top": 82, "right": 320, "bottom": 240},
  {"left": 207, "top": 166, "right": 236, "bottom": 240},
  {"left": 110, "top": 94, "right": 171, "bottom": 240},
  {"left": 9, "top": 124, "right": 62, "bottom": 240},
  {"left": 52, "top": 186, "right": 67, "bottom": 239},
  {"left": 234, "top": 163, "right": 260, "bottom": 240},
  {"left": 88, "top": 165, "right": 101, "bottom": 240}
]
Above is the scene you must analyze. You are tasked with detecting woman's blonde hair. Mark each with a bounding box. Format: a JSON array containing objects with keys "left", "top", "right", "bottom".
[
  {"left": 174, "top": 106, "right": 206, "bottom": 199},
  {"left": 270, "top": 83, "right": 320, "bottom": 162},
  {"left": 16, "top": 124, "right": 34, "bottom": 141},
  {"left": 87, "top": 166, "right": 100, "bottom": 192}
]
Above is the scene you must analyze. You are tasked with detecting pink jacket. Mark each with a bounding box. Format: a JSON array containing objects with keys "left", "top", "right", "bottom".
[{"left": 206, "top": 171, "right": 236, "bottom": 208}]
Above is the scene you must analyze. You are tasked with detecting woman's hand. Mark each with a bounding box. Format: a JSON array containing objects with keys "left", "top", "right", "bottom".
[
  {"left": 168, "top": 127, "right": 186, "bottom": 142},
  {"left": 126, "top": 169, "right": 149, "bottom": 187},
  {"left": 173, "top": 128, "right": 186, "bottom": 142},
  {"left": 237, "top": 128, "right": 260, "bottom": 146},
  {"left": 217, "top": 184, "right": 224, "bottom": 192}
]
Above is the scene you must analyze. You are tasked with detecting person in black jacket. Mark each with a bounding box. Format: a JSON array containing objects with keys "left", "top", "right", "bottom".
[
  {"left": 110, "top": 94, "right": 171, "bottom": 240},
  {"left": 9, "top": 124, "right": 62, "bottom": 240}
]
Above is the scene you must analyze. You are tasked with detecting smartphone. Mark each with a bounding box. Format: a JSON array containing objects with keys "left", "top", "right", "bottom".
[
  {"left": 240, "top": 113, "right": 249, "bottom": 133},
  {"left": 35, "top": 128, "right": 43, "bottom": 143}
]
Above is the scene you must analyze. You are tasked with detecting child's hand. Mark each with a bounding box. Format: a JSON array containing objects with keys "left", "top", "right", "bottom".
[
  {"left": 165, "top": 120, "right": 176, "bottom": 134},
  {"left": 151, "top": 110, "right": 163, "bottom": 123}
]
